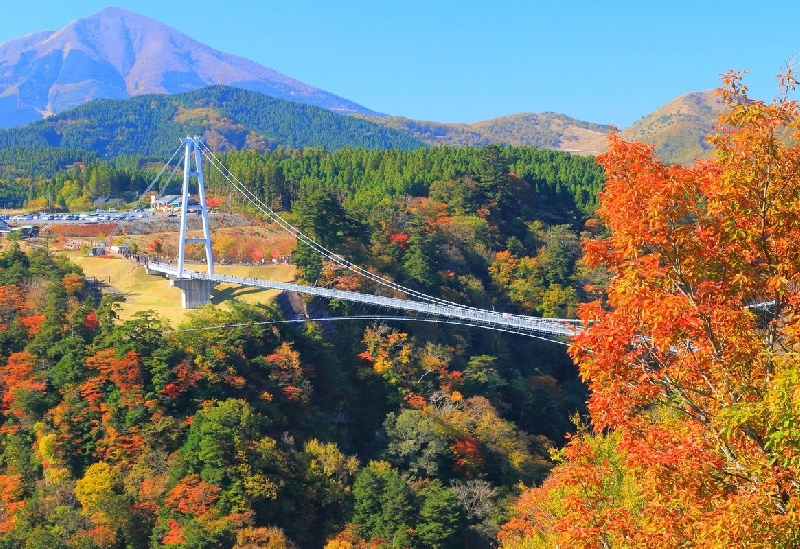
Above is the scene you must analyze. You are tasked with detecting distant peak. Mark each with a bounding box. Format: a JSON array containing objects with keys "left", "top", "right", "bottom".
[
  {"left": 79, "top": 7, "right": 162, "bottom": 25},
  {"left": 89, "top": 6, "right": 145, "bottom": 17}
]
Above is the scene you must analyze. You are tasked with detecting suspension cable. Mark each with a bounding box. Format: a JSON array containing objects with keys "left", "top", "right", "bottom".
[
  {"left": 195, "top": 141, "right": 576, "bottom": 326},
  {"left": 166, "top": 315, "right": 570, "bottom": 345},
  {"left": 106, "top": 145, "right": 186, "bottom": 244},
  {"left": 140, "top": 144, "right": 184, "bottom": 198}
]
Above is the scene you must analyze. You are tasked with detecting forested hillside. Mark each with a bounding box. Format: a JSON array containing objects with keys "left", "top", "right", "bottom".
[
  {"left": 0, "top": 86, "right": 423, "bottom": 160},
  {"left": 0, "top": 143, "right": 604, "bottom": 548}
]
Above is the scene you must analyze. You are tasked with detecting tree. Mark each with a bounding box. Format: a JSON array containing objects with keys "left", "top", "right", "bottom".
[
  {"left": 502, "top": 70, "right": 800, "bottom": 547},
  {"left": 0, "top": 474, "right": 25, "bottom": 533},
  {"left": 74, "top": 461, "right": 130, "bottom": 544},
  {"left": 477, "top": 144, "right": 509, "bottom": 204},
  {"left": 416, "top": 480, "right": 464, "bottom": 549},
  {"left": 297, "top": 440, "right": 360, "bottom": 542},
  {"left": 351, "top": 461, "right": 415, "bottom": 547},
  {"left": 403, "top": 214, "right": 438, "bottom": 288},
  {"left": 262, "top": 341, "right": 312, "bottom": 404},
  {"left": 179, "top": 398, "right": 265, "bottom": 486},
  {"left": 382, "top": 409, "right": 451, "bottom": 478},
  {"left": 233, "top": 526, "right": 298, "bottom": 549},
  {"left": 1, "top": 351, "right": 47, "bottom": 424},
  {"left": 292, "top": 187, "right": 362, "bottom": 282}
]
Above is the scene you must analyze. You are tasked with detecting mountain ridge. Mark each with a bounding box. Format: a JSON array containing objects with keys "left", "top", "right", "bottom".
[
  {"left": 618, "top": 89, "right": 725, "bottom": 165},
  {"left": 0, "top": 7, "right": 725, "bottom": 165},
  {"left": 0, "top": 85, "right": 423, "bottom": 159}
]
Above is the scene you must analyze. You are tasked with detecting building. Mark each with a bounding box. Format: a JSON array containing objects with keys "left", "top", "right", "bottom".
[{"left": 150, "top": 194, "right": 201, "bottom": 212}]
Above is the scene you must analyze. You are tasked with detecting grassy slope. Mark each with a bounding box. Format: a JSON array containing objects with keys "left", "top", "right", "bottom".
[{"left": 68, "top": 252, "right": 296, "bottom": 327}]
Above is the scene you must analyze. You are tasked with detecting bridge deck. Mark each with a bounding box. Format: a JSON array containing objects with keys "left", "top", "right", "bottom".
[{"left": 145, "top": 262, "right": 579, "bottom": 338}]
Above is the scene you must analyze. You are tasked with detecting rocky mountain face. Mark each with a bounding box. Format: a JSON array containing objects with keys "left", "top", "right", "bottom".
[{"left": 0, "top": 7, "right": 380, "bottom": 128}]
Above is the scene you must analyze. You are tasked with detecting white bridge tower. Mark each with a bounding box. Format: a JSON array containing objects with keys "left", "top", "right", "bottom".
[
  {"left": 177, "top": 137, "right": 214, "bottom": 278},
  {"left": 167, "top": 137, "right": 215, "bottom": 308}
]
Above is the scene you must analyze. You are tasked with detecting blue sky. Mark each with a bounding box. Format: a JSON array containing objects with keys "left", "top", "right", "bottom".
[{"left": 1, "top": 1, "right": 798, "bottom": 128}]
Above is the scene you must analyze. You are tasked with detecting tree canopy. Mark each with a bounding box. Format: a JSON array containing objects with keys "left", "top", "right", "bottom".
[{"left": 501, "top": 70, "right": 800, "bottom": 548}]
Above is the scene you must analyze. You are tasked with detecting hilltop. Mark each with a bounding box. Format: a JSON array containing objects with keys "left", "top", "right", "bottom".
[
  {"left": 0, "top": 86, "right": 424, "bottom": 159},
  {"left": 618, "top": 89, "right": 725, "bottom": 165}
]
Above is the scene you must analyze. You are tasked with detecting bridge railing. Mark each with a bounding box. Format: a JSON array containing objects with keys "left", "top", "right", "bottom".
[{"left": 146, "top": 262, "right": 580, "bottom": 338}]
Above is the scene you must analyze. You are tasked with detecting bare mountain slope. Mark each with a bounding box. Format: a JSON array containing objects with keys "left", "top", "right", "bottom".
[
  {"left": 361, "top": 112, "right": 612, "bottom": 154},
  {"left": 0, "top": 7, "right": 379, "bottom": 128},
  {"left": 364, "top": 93, "right": 726, "bottom": 165},
  {"left": 619, "top": 89, "right": 726, "bottom": 165}
]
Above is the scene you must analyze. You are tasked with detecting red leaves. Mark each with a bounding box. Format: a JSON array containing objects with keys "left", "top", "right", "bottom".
[
  {"left": 264, "top": 342, "right": 312, "bottom": 404},
  {"left": 1, "top": 352, "right": 46, "bottom": 416},
  {"left": 19, "top": 315, "right": 45, "bottom": 337},
  {"left": 250, "top": 248, "right": 265, "bottom": 263},
  {"left": 0, "top": 474, "right": 24, "bottom": 533},
  {"left": 450, "top": 437, "right": 484, "bottom": 477},
  {"left": 161, "top": 519, "right": 186, "bottom": 545},
  {"left": 204, "top": 196, "right": 223, "bottom": 209},
  {"left": 388, "top": 232, "right": 410, "bottom": 250},
  {"left": 84, "top": 310, "right": 99, "bottom": 332},
  {"left": 570, "top": 131, "right": 774, "bottom": 431},
  {"left": 165, "top": 474, "right": 220, "bottom": 518},
  {"left": 62, "top": 274, "right": 85, "bottom": 296},
  {"left": 85, "top": 349, "right": 144, "bottom": 408},
  {"left": 404, "top": 392, "right": 427, "bottom": 409}
]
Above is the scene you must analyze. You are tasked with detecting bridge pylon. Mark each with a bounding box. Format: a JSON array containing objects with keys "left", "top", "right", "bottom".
[
  {"left": 166, "top": 137, "right": 215, "bottom": 308},
  {"left": 177, "top": 137, "right": 214, "bottom": 278}
]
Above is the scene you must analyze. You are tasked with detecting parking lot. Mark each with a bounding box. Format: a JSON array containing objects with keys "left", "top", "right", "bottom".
[{"left": 3, "top": 208, "right": 152, "bottom": 225}]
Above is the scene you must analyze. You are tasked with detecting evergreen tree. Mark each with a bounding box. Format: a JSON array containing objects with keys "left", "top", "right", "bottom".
[
  {"left": 352, "top": 461, "right": 415, "bottom": 546},
  {"left": 417, "top": 480, "right": 464, "bottom": 549}
]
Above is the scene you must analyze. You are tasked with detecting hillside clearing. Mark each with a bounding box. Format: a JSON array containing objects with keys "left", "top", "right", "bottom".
[{"left": 67, "top": 252, "right": 296, "bottom": 327}]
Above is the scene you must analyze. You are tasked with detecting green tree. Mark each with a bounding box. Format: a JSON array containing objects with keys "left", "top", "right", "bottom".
[
  {"left": 179, "top": 398, "right": 265, "bottom": 486},
  {"left": 403, "top": 216, "right": 438, "bottom": 288},
  {"left": 478, "top": 144, "right": 509, "bottom": 202},
  {"left": 352, "top": 461, "right": 415, "bottom": 546},
  {"left": 417, "top": 480, "right": 464, "bottom": 549},
  {"left": 383, "top": 410, "right": 451, "bottom": 478}
]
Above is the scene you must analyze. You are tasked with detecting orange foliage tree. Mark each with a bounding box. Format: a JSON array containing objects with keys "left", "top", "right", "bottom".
[
  {"left": 262, "top": 342, "right": 312, "bottom": 404},
  {"left": 0, "top": 474, "right": 24, "bottom": 533},
  {"left": 0, "top": 285, "right": 24, "bottom": 329},
  {"left": 1, "top": 351, "right": 46, "bottom": 424},
  {"left": 501, "top": 70, "right": 800, "bottom": 548}
]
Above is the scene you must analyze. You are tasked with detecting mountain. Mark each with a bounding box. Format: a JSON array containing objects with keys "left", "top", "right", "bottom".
[
  {"left": 363, "top": 93, "right": 725, "bottom": 165},
  {"left": 0, "top": 7, "right": 728, "bottom": 166},
  {"left": 0, "top": 86, "right": 424, "bottom": 159},
  {"left": 0, "top": 7, "right": 381, "bottom": 129},
  {"left": 618, "top": 90, "right": 725, "bottom": 165},
  {"left": 359, "top": 113, "right": 612, "bottom": 154}
]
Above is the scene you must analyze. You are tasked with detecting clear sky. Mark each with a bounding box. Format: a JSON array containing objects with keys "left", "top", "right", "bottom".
[{"left": 1, "top": 1, "right": 798, "bottom": 128}]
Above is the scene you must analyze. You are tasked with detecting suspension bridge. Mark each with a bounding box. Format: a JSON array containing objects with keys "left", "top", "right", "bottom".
[{"left": 143, "top": 137, "right": 581, "bottom": 341}]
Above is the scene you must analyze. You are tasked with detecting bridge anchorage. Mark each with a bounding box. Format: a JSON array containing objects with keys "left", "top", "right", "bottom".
[{"left": 145, "top": 137, "right": 581, "bottom": 342}]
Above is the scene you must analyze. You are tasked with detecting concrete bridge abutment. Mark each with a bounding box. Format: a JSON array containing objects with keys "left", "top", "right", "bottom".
[{"left": 170, "top": 278, "right": 215, "bottom": 308}]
